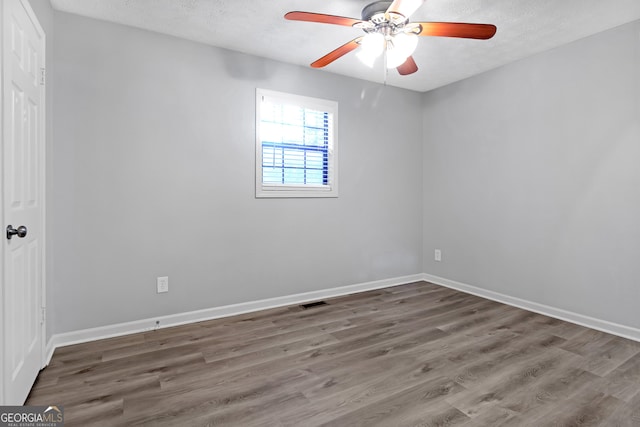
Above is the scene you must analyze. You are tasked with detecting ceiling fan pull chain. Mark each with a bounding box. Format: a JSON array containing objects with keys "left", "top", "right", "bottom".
[{"left": 383, "top": 47, "right": 388, "bottom": 85}]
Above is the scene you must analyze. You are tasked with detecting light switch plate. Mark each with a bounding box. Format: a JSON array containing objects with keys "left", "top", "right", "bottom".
[{"left": 157, "top": 276, "right": 169, "bottom": 293}]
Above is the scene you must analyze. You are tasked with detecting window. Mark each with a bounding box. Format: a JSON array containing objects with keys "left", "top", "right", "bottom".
[{"left": 256, "top": 89, "right": 338, "bottom": 198}]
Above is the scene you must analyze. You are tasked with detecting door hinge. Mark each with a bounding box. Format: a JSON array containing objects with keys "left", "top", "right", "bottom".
[
  {"left": 41, "top": 307, "right": 46, "bottom": 324},
  {"left": 39, "top": 67, "right": 46, "bottom": 86}
]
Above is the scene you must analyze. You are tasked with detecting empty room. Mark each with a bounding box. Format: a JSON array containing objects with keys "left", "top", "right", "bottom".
[{"left": 1, "top": 0, "right": 640, "bottom": 425}]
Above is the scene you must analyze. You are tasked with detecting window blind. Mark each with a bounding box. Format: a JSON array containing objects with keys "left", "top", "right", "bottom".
[{"left": 260, "top": 101, "right": 333, "bottom": 186}]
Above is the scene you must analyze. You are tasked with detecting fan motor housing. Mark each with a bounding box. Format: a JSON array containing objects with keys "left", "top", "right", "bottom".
[{"left": 361, "top": 1, "right": 393, "bottom": 22}]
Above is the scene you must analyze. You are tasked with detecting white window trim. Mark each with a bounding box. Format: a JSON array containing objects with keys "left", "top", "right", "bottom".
[{"left": 255, "top": 88, "right": 339, "bottom": 198}]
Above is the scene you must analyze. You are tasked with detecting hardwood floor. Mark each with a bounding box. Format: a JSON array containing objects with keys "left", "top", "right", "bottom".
[{"left": 27, "top": 281, "right": 640, "bottom": 426}]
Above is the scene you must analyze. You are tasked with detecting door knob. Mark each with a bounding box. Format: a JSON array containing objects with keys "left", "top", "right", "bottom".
[{"left": 6, "top": 225, "right": 27, "bottom": 240}]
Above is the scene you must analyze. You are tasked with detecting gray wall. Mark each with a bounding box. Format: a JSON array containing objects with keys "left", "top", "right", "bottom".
[
  {"left": 28, "top": 0, "right": 55, "bottom": 341},
  {"left": 423, "top": 20, "right": 640, "bottom": 328},
  {"left": 45, "top": 7, "right": 640, "bottom": 335},
  {"left": 52, "top": 12, "right": 423, "bottom": 333}
]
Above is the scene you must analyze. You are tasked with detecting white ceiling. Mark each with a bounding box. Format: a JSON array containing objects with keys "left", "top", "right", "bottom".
[{"left": 50, "top": 0, "right": 640, "bottom": 92}]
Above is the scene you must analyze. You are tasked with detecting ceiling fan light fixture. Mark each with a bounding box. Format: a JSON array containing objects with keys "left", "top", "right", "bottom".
[
  {"left": 356, "top": 32, "right": 385, "bottom": 67},
  {"left": 285, "top": 1, "right": 496, "bottom": 76}
]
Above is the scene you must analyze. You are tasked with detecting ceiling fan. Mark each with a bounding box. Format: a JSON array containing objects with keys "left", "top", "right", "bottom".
[{"left": 285, "top": 0, "right": 497, "bottom": 76}]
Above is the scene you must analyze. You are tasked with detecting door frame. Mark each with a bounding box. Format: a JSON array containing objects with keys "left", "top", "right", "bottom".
[
  {"left": 1, "top": 0, "right": 3, "bottom": 404},
  {"left": 0, "top": 0, "right": 47, "bottom": 404}
]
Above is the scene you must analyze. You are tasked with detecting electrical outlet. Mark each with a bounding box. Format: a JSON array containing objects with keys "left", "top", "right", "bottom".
[
  {"left": 157, "top": 276, "right": 169, "bottom": 293},
  {"left": 434, "top": 249, "right": 442, "bottom": 262}
]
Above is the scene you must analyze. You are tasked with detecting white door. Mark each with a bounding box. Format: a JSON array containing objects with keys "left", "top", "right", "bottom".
[{"left": 1, "top": 0, "right": 46, "bottom": 405}]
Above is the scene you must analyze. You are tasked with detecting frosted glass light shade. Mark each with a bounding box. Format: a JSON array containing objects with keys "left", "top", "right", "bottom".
[
  {"left": 386, "top": 47, "right": 408, "bottom": 68},
  {"left": 395, "top": 32, "right": 418, "bottom": 57},
  {"left": 356, "top": 32, "right": 385, "bottom": 68},
  {"left": 386, "top": 32, "right": 418, "bottom": 69}
]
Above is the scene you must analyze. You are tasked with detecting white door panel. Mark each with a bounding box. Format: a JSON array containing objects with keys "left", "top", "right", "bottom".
[{"left": 2, "top": 0, "right": 46, "bottom": 405}]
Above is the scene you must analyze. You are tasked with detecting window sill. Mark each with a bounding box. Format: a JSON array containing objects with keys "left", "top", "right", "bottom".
[{"left": 256, "top": 186, "right": 338, "bottom": 198}]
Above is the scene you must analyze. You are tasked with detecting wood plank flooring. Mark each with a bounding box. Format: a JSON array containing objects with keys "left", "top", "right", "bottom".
[{"left": 26, "top": 281, "right": 640, "bottom": 426}]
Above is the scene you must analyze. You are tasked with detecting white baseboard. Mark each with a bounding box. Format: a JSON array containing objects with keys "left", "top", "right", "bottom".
[
  {"left": 44, "top": 273, "right": 424, "bottom": 364},
  {"left": 422, "top": 273, "right": 640, "bottom": 343}
]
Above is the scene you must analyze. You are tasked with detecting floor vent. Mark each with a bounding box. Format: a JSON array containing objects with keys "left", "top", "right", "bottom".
[{"left": 300, "top": 301, "right": 328, "bottom": 309}]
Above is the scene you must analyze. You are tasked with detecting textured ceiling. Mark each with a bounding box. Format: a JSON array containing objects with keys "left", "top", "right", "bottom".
[{"left": 50, "top": 0, "right": 640, "bottom": 92}]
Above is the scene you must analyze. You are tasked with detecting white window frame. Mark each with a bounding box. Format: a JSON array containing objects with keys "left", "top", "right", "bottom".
[{"left": 255, "top": 88, "right": 339, "bottom": 198}]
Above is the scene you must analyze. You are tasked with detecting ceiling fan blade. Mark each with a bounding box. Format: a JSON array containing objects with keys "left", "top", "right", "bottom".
[
  {"left": 397, "top": 56, "right": 418, "bottom": 75},
  {"left": 415, "top": 22, "right": 497, "bottom": 39},
  {"left": 311, "top": 37, "right": 363, "bottom": 68},
  {"left": 285, "top": 11, "right": 363, "bottom": 27},
  {"left": 386, "top": 0, "right": 424, "bottom": 19}
]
